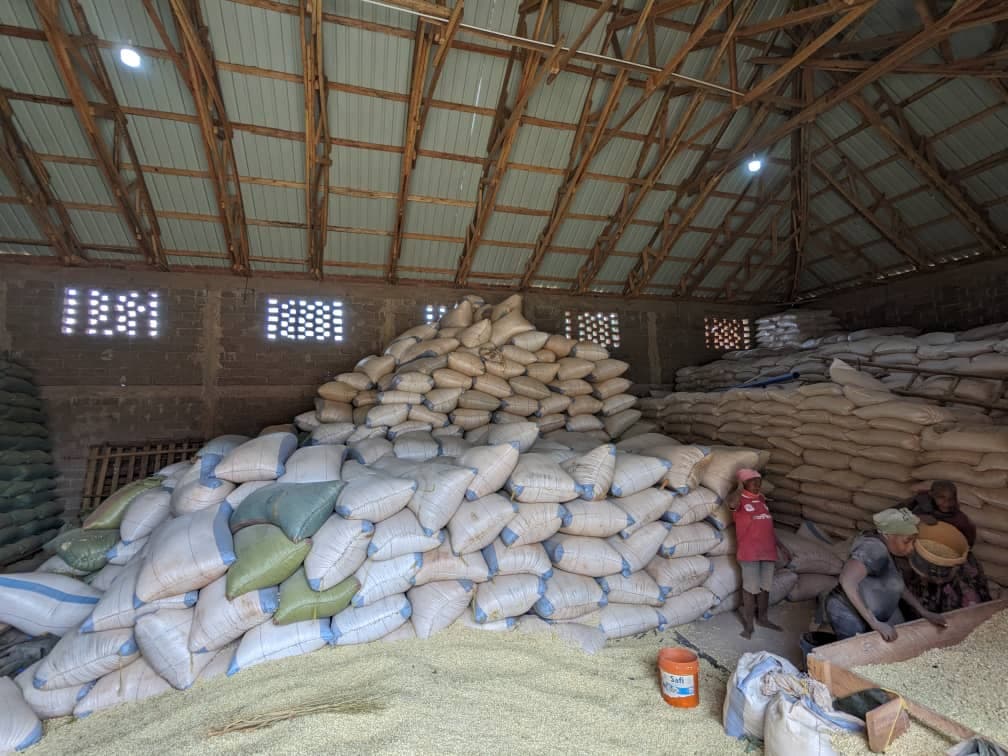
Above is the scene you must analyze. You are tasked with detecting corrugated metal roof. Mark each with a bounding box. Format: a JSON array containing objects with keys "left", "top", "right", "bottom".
[
  {"left": 47, "top": 163, "right": 114, "bottom": 206},
  {"left": 325, "top": 231, "right": 388, "bottom": 267},
  {"left": 0, "top": 0, "right": 1003, "bottom": 302},
  {"left": 536, "top": 251, "right": 583, "bottom": 281},
  {"left": 203, "top": 0, "right": 301, "bottom": 73},
  {"left": 242, "top": 184, "right": 303, "bottom": 224},
  {"left": 400, "top": 239, "right": 460, "bottom": 272},
  {"left": 482, "top": 213, "right": 541, "bottom": 245},
  {"left": 470, "top": 244, "right": 530, "bottom": 275},
  {"left": 0, "top": 204, "right": 46, "bottom": 241}
]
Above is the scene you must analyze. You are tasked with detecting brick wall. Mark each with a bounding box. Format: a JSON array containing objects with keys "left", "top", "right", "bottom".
[
  {"left": 813, "top": 257, "right": 1008, "bottom": 333},
  {"left": 0, "top": 263, "right": 759, "bottom": 519}
]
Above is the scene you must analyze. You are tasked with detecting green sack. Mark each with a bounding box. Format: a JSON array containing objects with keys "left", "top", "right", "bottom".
[
  {"left": 0, "top": 436, "right": 50, "bottom": 452},
  {"left": 0, "top": 390, "right": 43, "bottom": 409},
  {"left": 44, "top": 528, "right": 119, "bottom": 572},
  {"left": 0, "top": 421, "right": 46, "bottom": 438},
  {"left": 0, "top": 377, "right": 36, "bottom": 396},
  {"left": 0, "top": 451, "right": 52, "bottom": 466},
  {"left": 19, "top": 516, "right": 63, "bottom": 540},
  {"left": 274, "top": 568, "right": 358, "bottom": 625},
  {"left": 83, "top": 477, "right": 164, "bottom": 531},
  {"left": 226, "top": 524, "right": 311, "bottom": 600},
  {"left": 0, "top": 361, "right": 33, "bottom": 381},
  {"left": 0, "top": 464, "right": 55, "bottom": 481},
  {"left": 230, "top": 481, "right": 344, "bottom": 543},
  {"left": 0, "top": 492, "right": 53, "bottom": 512},
  {"left": 0, "top": 407, "right": 44, "bottom": 423}
]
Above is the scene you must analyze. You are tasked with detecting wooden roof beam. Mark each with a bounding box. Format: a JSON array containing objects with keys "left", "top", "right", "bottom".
[
  {"left": 518, "top": 0, "right": 660, "bottom": 289},
  {"left": 301, "top": 0, "right": 331, "bottom": 279},
  {"left": 746, "top": 50, "right": 1008, "bottom": 78},
  {"left": 143, "top": 0, "right": 252, "bottom": 276},
  {"left": 735, "top": 0, "right": 877, "bottom": 107},
  {"left": 36, "top": 0, "right": 167, "bottom": 270},
  {"left": 848, "top": 85, "right": 1006, "bottom": 257},
  {"left": 788, "top": 67, "right": 812, "bottom": 302},
  {"left": 0, "top": 90, "right": 85, "bottom": 266},
  {"left": 573, "top": 0, "right": 761, "bottom": 294},
  {"left": 456, "top": 3, "right": 567, "bottom": 286},
  {"left": 812, "top": 160, "right": 929, "bottom": 271},
  {"left": 681, "top": 0, "right": 997, "bottom": 196}
]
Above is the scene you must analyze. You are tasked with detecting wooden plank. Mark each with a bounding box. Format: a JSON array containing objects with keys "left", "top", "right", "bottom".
[
  {"left": 301, "top": 0, "right": 331, "bottom": 280},
  {"left": 809, "top": 600, "right": 1008, "bottom": 743}
]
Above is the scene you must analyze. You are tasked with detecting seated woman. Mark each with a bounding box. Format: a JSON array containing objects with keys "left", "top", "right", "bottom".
[
  {"left": 824, "top": 508, "right": 947, "bottom": 641},
  {"left": 901, "top": 480, "right": 991, "bottom": 612}
]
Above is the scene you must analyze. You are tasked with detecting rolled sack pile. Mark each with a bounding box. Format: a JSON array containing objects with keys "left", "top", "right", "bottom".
[
  {"left": 0, "top": 295, "right": 783, "bottom": 751},
  {"left": 676, "top": 319, "right": 1008, "bottom": 412},
  {"left": 655, "top": 358, "right": 1008, "bottom": 589},
  {"left": 0, "top": 358, "right": 63, "bottom": 569},
  {"left": 755, "top": 309, "right": 841, "bottom": 349}
]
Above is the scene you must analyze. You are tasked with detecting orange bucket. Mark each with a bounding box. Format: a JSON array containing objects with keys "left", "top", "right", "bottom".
[{"left": 658, "top": 647, "right": 700, "bottom": 708}]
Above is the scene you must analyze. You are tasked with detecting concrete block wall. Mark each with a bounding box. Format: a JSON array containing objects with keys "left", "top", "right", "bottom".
[
  {"left": 0, "top": 263, "right": 759, "bottom": 519},
  {"left": 813, "top": 258, "right": 1008, "bottom": 333}
]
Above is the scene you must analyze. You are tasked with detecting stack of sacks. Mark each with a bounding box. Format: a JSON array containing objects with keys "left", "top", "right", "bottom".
[
  {"left": 772, "top": 522, "right": 844, "bottom": 604},
  {"left": 675, "top": 321, "right": 1008, "bottom": 412},
  {"left": 0, "top": 421, "right": 769, "bottom": 748},
  {"left": 654, "top": 360, "right": 1008, "bottom": 589},
  {"left": 0, "top": 358, "right": 63, "bottom": 569},
  {"left": 755, "top": 310, "right": 841, "bottom": 349},
  {"left": 303, "top": 293, "right": 643, "bottom": 448}
]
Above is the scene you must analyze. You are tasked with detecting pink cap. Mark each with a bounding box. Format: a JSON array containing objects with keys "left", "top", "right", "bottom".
[{"left": 736, "top": 468, "right": 762, "bottom": 483}]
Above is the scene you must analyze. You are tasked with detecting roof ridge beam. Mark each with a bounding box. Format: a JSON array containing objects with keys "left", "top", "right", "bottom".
[{"left": 302, "top": 0, "right": 331, "bottom": 279}]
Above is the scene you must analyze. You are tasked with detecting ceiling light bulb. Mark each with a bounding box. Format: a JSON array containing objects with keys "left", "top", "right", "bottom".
[
  {"left": 120, "top": 48, "right": 141, "bottom": 68},
  {"left": 747, "top": 158, "right": 762, "bottom": 173}
]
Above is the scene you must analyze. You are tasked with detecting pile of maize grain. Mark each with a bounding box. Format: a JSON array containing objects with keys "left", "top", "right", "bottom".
[{"left": 852, "top": 609, "right": 1008, "bottom": 750}]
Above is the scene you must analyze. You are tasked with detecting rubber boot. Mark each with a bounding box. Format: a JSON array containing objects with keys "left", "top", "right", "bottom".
[
  {"left": 739, "top": 592, "right": 755, "bottom": 639},
  {"left": 756, "top": 590, "right": 783, "bottom": 632}
]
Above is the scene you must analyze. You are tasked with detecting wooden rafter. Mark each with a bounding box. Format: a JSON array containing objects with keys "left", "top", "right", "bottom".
[
  {"left": 788, "top": 67, "right": 812, "bottom": 301},
  {"left": 0, "top": 89, "right": 84, "bottom": 265},
  {"left": 389, "top": 0, "right": 464, "bottom": 283},
  {"left": 301, "top": 0, "right": 331, "bottom": 279},
  {"left": 812, "top": 160, "right": 929, "bottom": 270},
  {"left": 846, "top": 85, "right": 1006, "bottom": 257},
  {"left": 455, "top": 4, "right": 566, "bottom": 286},
  {"left": 517, "top": 0, "right": 662, "bottom": 289},
  {"left": 624, "top": 82, "right": 784, "bottom": 297},
  {"left": 143, "top": 0, "right": 252, "bottom": 275},
  {"left": 683, "top": 0, "right": 998, "bottom": 196},
  {"left": 736, "top": 0, "right": 876, "bottom": 106},
  {"left": 36, "top": 0, "right": 167, "bottom": 270},
  {"left": 572, "top": 0, "right": 760, "bottom": 294},
  {"left": 747, "top": 51, "right": 1008, "bottom": 78}
]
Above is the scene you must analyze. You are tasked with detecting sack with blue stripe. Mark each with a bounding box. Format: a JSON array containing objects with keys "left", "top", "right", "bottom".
[
  {"left": 764, "top": 692, "right": 864, "bottom": 755},
  {"left": 723, "top": 651, "right": 800, "bottom": 740},
  {"left": 0, "top": 677, "right": 42, "bottom": 751},
  {"left": 15, "top": 660, "right": 93, "bottom": 719},
  {"left": 34, "top": 625, "right": 139, "bottom": 690},
  {"left": 82, "top": 560, "right": 196, "bottom": 634},
  {"left": 0, "top": 572, "right": 101, "bottom": 636},
  {"left": 228, "top": 618, "right": 333, "bottom": 675}
]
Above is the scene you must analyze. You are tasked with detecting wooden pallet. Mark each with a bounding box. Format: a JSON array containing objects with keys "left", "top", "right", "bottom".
[
  {"left": 808, "top": 599, "right": 1008, "bottom": 750},
  {"left": 80, "top": 439, "right": 203, "bottom": 516}
]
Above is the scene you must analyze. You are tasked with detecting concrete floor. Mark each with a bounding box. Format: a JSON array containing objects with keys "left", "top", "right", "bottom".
[{"left": 673, "top": 600, "right": 818, "bottom": 671}]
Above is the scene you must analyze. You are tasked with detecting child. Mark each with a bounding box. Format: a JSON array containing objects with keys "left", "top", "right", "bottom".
[{"left": 728, "top": 468, "right": 781, "bottom": 639}]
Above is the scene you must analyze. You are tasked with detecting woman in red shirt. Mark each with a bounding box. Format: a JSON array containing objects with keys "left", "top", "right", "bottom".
[{"left": 728, "top": 468, "right": 781, "bottom": 639}]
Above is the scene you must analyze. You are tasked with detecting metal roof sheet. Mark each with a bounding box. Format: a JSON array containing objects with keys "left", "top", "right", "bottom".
[
  {"left": 203, "top": 0, "right": 301, "bottom": 73},
  {"left": 613, "top": 224, "right": 655, "bottom": 254},
  {"left": 330, "top": 146, "right": 397, "bottom": 193},
  {"left": 325, "top": 231, "right": 388, "bottom": 267},
  {"left": 553, "top": 218, "right": 606, "bottom": 249},
  {"left": 405, "top": 202, "right": 469, "bottom": 239},
  {"left": 242, "top": 184, "right": 303, "bottom": 224},
  {"left": 219, "top": 70, "right": 303, "bottom": 132},
  {"left": 159, "top": 218, "right": 226, "bottom": 253},
  {"left": 126, "top": 115, "right": 206, "bottom": 170},
  {"left": 65, "top": 209, "right": 134, "bottom": 248},
  {"left": 495, "top": 169, "right": 563, "bottom": 210},
  {"left": 0, "top": 204, "right": 45, "bottom": 241},
  {"left": 410, "top": 157, "right": 482, "bottom": 201},
  {"left": 329, "top": 23, "right": 413, "bottom": 95},
  {"left": 247, "top": 225, "right": 307, "bottom": 261},
  {"left": 8, "top": 102, "right": 91, "bottom": 158},
  {"left": 400, "top": 239, "right": 460, "bottom": 272},
  {"left": 143, "top": 174, "right": 217, "bottom": 217},
  {"left": 98, "top": 48, "right": 193, "bottom": 116},
  {"left": 420, "top": 107, "right": 491, "bottom": 157},
  {"left": 46, "top": 163, "right": 114, "bottom": 206},
  {"left": 482, "top": 213, "right": 542, "bottom": 245},
  {"left": 470, "top": 244, "right": 530, "bottom": 275},
  {"left": 168, "top": 254, "right": 230, "bottom": 268},
  {"left": 535, "top": 251, "right": 582, "bottom": 281},
  {"left": 81, "top": 0, "right": 174, "bottom": 50},
  {"left": 331, "top": 195, "right": 397, "bottom": 232},
  {"left": 568, "top": 178, "right": 622, "bottom": 216},
  {"left": 0, "top": 37, "right": 65, "bottom": 97},
  {"left": 508, "top": 126, "right": 574, "bottom": 170}
]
